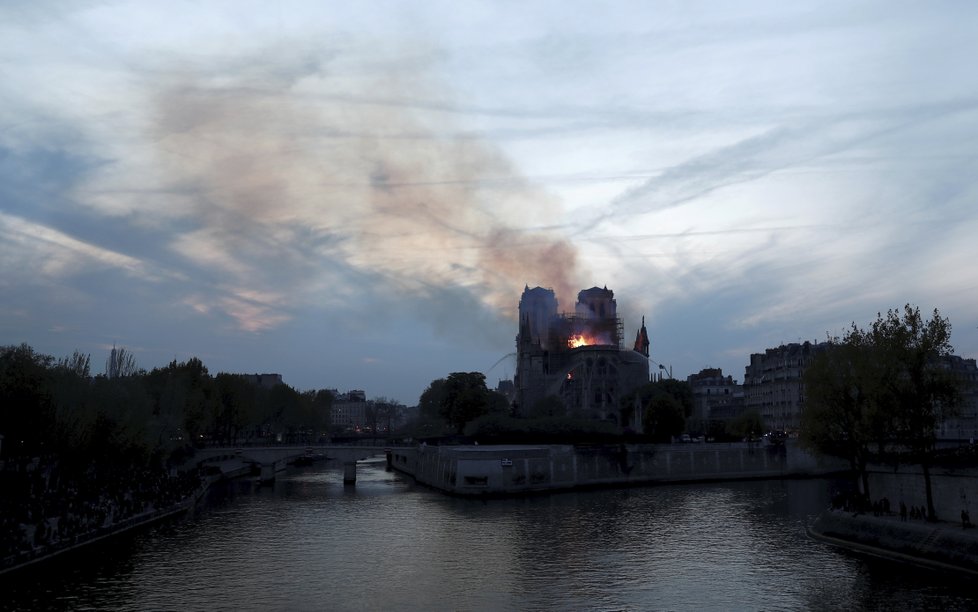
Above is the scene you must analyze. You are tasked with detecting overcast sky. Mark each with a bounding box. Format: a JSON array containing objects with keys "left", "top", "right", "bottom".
[{"left": 2, "top": 1, "right": 977, "bottom": 404}]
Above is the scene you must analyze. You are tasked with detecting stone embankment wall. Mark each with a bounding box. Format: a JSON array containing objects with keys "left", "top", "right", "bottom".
[
  {"left": 809, "top": 511, "right": 978, "bottom": 575},
  {"left": 389, "top": 441, "right": 844, "bottom": 496},
  {"left": 867, "top": 466, "right": 978, "bottom": 522}
]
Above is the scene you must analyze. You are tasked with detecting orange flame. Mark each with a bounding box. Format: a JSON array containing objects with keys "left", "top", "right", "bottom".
[{"left": 568, "top": 334, "right": 596, "bottom": 348}]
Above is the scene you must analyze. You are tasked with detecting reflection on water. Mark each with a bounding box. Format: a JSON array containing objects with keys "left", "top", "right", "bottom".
[{"left": 2, "top": 457, "right": 975, "bottom": 611}]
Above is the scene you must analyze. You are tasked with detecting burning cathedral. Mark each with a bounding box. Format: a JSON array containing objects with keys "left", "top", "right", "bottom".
[{"left": 514, "top": 285, "right": 650, "bottom": 429}]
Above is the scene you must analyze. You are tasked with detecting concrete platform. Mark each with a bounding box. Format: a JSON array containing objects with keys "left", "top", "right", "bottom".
[{"left": 808, "top": 510, "right": 978, "bottom": 576}]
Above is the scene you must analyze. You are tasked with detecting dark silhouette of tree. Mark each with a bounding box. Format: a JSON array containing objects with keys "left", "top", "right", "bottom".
[
  {"left": 303, "top": 389, "right": 334, "bottom": 439},
  {"left": 730, "top": 409, "right": 765, "bottom": 442},
  {"left": 408, "top": 378, "right": 452, "bottom": 437},
  {"left": 264, "top": 383, "right": 299, "bottom": 441},
  {"left": 488, "top": 390, "right": 512, "bottom": 416},
  {"left": 1, "top": 344, "right": 159, "bottom": 463},
  {"left": 285, "top": 387, "right": 328, "bottom": 443},
  {"left": 88, "top": 374, "right": 154, "bottom": 457},
  {"left": 105, "top": 344, "right": 138, "bottom": 378},
  {"left": 622, "top": 379, "right": 693, "bottom": 441},
  {"left": 644, "top": 395, "right": 686, "bottom": 442},
  {"left": 214, "top": 374, "right": 257, "bottom": 445},
  {"left": 57, "top": 350, "right": 91, "bottom": 378},
  {"left": 801, "top": 327, "right": 889, "bottom": 500},
  {"left": 144, "top": 357, "right": 214, "bottom": 447},
  {"left": 418, "top": 378, "right": 447, "bottom": 420},
  {"left": 800, "top": 305, "right": 960, "bottom": 519},
  {"left": 48, "top": 350, "right": 95, "bottom": 453},
  {"left": 440, "top": 372, "right": 492, "bottom": 433},
  {"left": 369, "top": 397, "right": 405, "bottom": 435},
  {"left": 0, "top": 344, "right": 56, "bottom": 457},
  {"left": 530, "top": 395, "right": 566, "bottom": 418},
  {"left": 654, "top": 378, "right": 694, "bottom": 418},
  {"left": 873, "top": 305, "right": 959, "bottom": 520}
]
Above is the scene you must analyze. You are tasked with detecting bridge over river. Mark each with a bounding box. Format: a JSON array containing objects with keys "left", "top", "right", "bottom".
[{"left": 193, "top": 445, "right": 391, "bottom": 484}]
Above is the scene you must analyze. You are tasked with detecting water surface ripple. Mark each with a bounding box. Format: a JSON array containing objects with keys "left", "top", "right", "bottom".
[{"left": 3, "top": 457, "right": 975, "bottom": 611}]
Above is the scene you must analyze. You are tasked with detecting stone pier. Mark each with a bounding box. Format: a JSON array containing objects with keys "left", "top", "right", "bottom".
[{"left": 389, "top": 441, "right": 845, "bottom": 496}]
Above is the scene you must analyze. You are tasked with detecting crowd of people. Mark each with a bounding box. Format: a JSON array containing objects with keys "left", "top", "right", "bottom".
[
  {"left": 829, "top": 487, "right": 976, "bottom": 529},
  {"left": 899, "top": 501, "right": 933, "bottom": 522},
  {"left": 831, "top": 490, "right": 918, "bottom": 519},
  {"left": 1, "top": 455, "right": 204, "bottom": 568},
  {"left": 829, "top": 490, "right": 875, "bottom": 514}
]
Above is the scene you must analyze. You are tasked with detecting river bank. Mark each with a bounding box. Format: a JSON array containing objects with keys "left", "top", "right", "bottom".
[
  {"left": 807, "top": 510, "right": 978, "bottom": 576},
  {"left": 4, "top": 462, "right": 975, "bottom": 611},
  {"left": 0, "top": 478, "right": 208, "bottom": 576},
  {"left": 0, "top": 457, "right": 252, "bottom": 576}
]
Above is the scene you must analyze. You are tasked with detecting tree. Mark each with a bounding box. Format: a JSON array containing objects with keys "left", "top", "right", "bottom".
[
  {"left": 370, "top": 397, "right": 404, "bottom": 435},
  {"left": 800, "top": 305, "right": 960, "bottom": 519},
  {"left": 623, "top": 381, "right": 689, "bottom": 442},
  {"left": 0, "top": 344, "right": 56, "bottom": 457},
  {"left": 285, "top": 388, "right": 327, "bottom": 444},
  {"left": 88, "top": 375, "right": 155, "bottom": 457},
  {"left": 872, "top": 305, "right": 959, "bottom": 520},
  {"left": 144, "top": 357, "right": 215, "bottom": 447},
  {"left": 654, "top": 378, "right": 694, "bottom": 419},
  {"left": 530, "top": 395, "right": 566, "bottom": 418},
  {"left": 178, "top": 357, "right": 214, "bottom": 445},
  {"left": 105, "top": 344, "right": 138, "bottom": 378},
  {"left": 730, "top": 409, "right": 766, "bottom": 442},
  {"left": 488, "top": 390, "right": 512, "bottom": 416},
  {"left": 405, "top": 379, "right": 453, "bottom": 438},
  {"left": 418, "top": 378, "right": 447, "bottom": 421},
  {"left": 645, "top": 394, "right": 686, "bottom": 442},
  {"left": 801, "top": 327, "right": 889, "bottom": 500},
  {"left": 440, "top": 372, "right": 491, "bottom": 433},
  {"left": 266, "top": 383, "right": 301, "bottom": 442},
  {"left": 50, "top": 350, "right": 95, "bottom": 453},
  {"left": 214, "top": 374, "right": 257, "bottom": 445},
  {"left": 310, "top": 389, "right": 334, "bottom": 437},
  {"left": 57, "top": 350, "right": 91, "bottom": 378}
]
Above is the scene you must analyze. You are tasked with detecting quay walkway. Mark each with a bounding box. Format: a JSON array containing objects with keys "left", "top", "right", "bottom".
[
  {"left": 0, "top": 473, "right": 214, "bottom": 577},
  {"left": 1, "top": 444, "right": 388, "bottom": 576},
  {"left": 808, "top": 509, "right": 978, "bottom": 576}
]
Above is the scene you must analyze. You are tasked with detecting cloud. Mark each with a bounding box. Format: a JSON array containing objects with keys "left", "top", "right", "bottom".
[
  {"left": 586, "top": 99, "right": 978, "bottom": 233},
  {"left": 3, "top": 3, "right": 977, "bottom": 399},
  {"left": 0, "top": 211, "right": 149, "bottom": 280}
]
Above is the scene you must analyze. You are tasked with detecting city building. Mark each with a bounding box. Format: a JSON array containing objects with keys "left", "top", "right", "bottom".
[
  {"left": 687, "top": 368, "right": 744, "bottom": 425},
  {"left": 742, "top": 341, "right": 826, "bottom": 432},
  {"left": 743, "top": 341, "right": 978, "bottom": 439},
  {"left": 241, "top": 373, "right": 284, "bottom": 389},
  {"left": 331, "top": 389, "right": 368, "bottom": 432},
  {"left": 514, "top": 285, "right": 650, "bottom": 429},
  {"left": 938, "top": 355, "right": 978, "bottom": 441}
]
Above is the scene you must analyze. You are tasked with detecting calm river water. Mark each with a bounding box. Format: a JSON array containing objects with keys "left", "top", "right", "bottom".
[{"left": 3, "top": 457, "right": 976, "bottom": 611}]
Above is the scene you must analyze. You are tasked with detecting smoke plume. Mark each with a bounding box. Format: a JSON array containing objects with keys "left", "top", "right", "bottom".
[{"left": 141, "top": 54, "right": 584, "bottom": 333}]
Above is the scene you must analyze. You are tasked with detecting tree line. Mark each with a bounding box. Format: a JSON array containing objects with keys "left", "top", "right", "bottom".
[
  {"left": 0, "top": 344, "right": 338, "bottom": 468},
  {"left": 408, "top": 371, "right": 701, "bottom": 443},
  {"left": 800, "top": 305, "right": 963, "bottom": 520}
]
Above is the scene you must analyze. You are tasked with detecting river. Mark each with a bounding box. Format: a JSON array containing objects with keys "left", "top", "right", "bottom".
[{"left": 3, "top": 456, "right": 976, "bottom": 611}]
